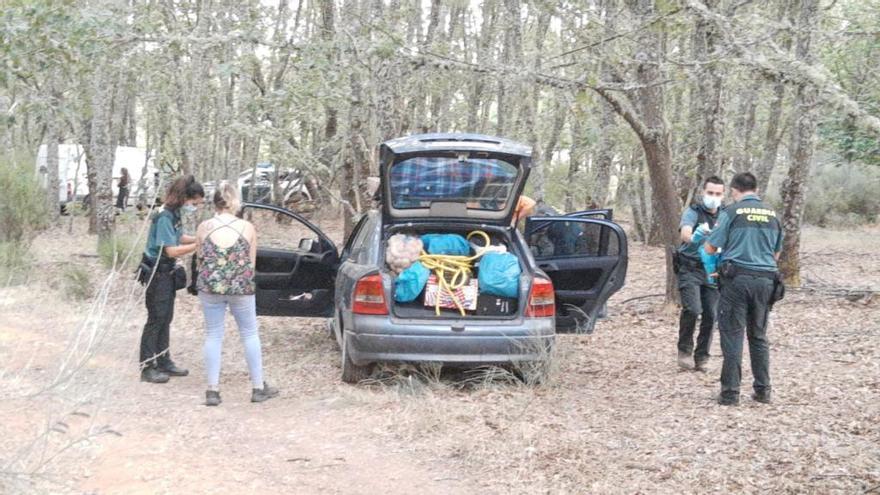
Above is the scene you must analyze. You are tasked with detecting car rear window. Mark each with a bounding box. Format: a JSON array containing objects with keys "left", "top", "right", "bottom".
[{"left": 389, "top": 156, "right": 518, "bottom": 210}]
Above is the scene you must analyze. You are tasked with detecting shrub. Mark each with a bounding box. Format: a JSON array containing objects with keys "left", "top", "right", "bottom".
[
  {"left": 802, "top": 160, "right": 880, "bottom": 227},
  {"left": 0, "top": 153, "right": 50, "bottom": 243},
  {"left": 0, "top": 241, "right": 31, "bottom": 286},
  {"left": 98, "top": 234, "right": 142, "bottom": 271},
  {"left": 62, "top": 265, "right": 93, "bottom": 301}
]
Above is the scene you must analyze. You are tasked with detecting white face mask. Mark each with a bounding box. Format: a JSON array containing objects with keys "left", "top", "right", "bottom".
[{"left": 702, "top": 195, "right": 722, "bottom": 210}]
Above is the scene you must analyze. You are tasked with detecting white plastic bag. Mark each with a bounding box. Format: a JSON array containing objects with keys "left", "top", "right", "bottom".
[{"left": 386, "top": 234, "right": 423, "bottom": 274}]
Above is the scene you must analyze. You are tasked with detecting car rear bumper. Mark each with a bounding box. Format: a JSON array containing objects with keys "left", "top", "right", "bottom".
[{"left": 345, "top": 315, "right": 555, "bottom": 365}]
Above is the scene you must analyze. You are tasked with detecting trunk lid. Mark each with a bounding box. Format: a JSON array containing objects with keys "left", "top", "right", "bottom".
[{"left": 379, "top": 133, "right": 532, "bottom": 226}]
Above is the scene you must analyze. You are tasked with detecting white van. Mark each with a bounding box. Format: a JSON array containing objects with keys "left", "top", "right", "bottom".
[{"left": 35, "top": 144, "right": 159, "bottom": 210}]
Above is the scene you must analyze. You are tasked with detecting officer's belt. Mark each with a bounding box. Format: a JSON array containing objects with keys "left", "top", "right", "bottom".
[{"left": 726, "top": 264, "right": 777, "bottom": 280}]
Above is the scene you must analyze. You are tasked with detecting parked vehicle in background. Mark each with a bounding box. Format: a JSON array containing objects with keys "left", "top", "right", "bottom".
[
  {"left": 238, "top": 163, "right": 312, "bottom": 206},
  {"left": 35, "top": 144, "right": 160, "bottom": 212},
  {"left": 241, "top": 133, "right": 628, "bottom": 383}
]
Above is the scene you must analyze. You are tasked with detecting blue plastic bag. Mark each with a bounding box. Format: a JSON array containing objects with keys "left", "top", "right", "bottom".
[
  {"left": 394, "top": 261, "right": 430, "bottom": 302},
  {"left": 478, "top": 252, "right": 521, "bottom": 298},
  {"left": 699, "top": 245, "right": 719, "bottom": 286},
  {"left": 421, "top": 234, "right": 470, "bottom": 256}
]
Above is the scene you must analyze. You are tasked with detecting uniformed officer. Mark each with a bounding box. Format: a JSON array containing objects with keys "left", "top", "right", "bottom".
[
  {"left": 138, "top": 175, "right": 205, "bottom": 383},
  {"left": 676, "top": 176, "right": 725, "bottom": 372},
  {"left": 705, "top": 172, "right": 783, "bottom": 406}
]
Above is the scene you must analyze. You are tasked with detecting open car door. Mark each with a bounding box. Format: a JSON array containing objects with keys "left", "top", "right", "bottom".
[
  {"left": 240, "top": 203, "right": 339, "bottom": 317},
  {"left": 567, "top": 208, "right": 613, "bottom": 221},
  {"left": 525, "top": 216, "right": 628, "bottom": 334}
]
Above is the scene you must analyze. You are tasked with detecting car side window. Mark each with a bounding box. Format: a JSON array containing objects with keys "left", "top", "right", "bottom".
[
  {"left": 528, "top": 220, "right": 618, "bottom": 259},
  {"left": 343, "top": 214, "right": 371, "bottom": 261}
]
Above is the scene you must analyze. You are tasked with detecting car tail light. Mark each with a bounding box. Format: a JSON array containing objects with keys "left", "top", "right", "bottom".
[
  {"left": 525, "top": 277, "right": 555, "bottom": 317},
  {"left": 352, "top": 274, "right": 388, "bottom": 315}
]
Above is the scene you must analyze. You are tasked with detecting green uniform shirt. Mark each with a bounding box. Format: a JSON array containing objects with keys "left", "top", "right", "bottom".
[
  {"left": 677, "top": 204, "right": 719, "bottom": 260},
  {"left": 707, "top": 194, "right": 783, "bottom": 272},
  {"left": 143, "top": 208, "right": 182, "bottom": 260}
]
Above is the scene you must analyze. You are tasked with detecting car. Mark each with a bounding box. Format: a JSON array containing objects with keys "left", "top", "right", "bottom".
[
  {"left": 242, "top": 133, "right": 628, "bottom": 383},
  {"left": 237, "top": 163, "right": 312, "bottom": 206}
]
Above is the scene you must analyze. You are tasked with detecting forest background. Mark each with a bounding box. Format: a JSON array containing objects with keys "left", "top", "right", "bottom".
[{"left": 2, "top": 0, "right": 879, "bottom": 292}]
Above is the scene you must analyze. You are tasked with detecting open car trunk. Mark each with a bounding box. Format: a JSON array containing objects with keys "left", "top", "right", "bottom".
[{"left": 384, "top": 224, "right": 525, "bottom": 319}]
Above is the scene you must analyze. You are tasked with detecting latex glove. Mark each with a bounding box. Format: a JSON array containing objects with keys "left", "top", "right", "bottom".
[{"left": 691, "top": 223, "right": 711, "bottom": 245}]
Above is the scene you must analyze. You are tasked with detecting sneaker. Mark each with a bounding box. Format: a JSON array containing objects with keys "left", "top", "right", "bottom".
[
  {"left": 251, "top": 382, "right": 280, "bottom": 403},
  {"left": 678, "top": 352, "right": 692, "bottom": 370},
  {"left": 751, "top": 391, "right": 772, "bottom": 404},
  {"left": 717, "top": 394, "right": 739, "bottom": 406},
  {"left": 159, "top": 361, "right": 189, "bottom": 377},
  {"left": 205, "top": 390, "right": 222, "bottom": 407},
  {"left": 141, "top": 367, "right": 170, "bottom": 384}
]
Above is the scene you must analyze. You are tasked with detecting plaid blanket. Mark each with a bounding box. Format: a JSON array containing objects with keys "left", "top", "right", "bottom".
[{"left": 390, "top": 157, "right": 517, "bottom": 209}]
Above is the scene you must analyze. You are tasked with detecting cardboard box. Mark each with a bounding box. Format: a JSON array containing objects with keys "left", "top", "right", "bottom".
[{"left": 423, "top": 274, "right": 478, "bottom": 311}]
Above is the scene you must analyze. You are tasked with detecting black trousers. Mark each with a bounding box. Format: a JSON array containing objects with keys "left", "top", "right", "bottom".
[
  {"left": 140, "top": 270, "right": 176, "bottom": 369},
  {"left": 718, "top": 274, "right": 773, "bottom": 400},
  {"left": 677, "top": 264, "right": 719, "bottom": 363}
]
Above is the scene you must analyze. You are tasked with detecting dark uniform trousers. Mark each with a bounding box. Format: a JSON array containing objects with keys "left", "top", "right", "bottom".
[
  {"left": 677, "top": 261, "right": 719, "bottom": 363},
  {"left": 717, "top": 273, "right": 773, "bottom": 401},
  {"left": 140, "top": 270, "right": 176, "bottom": 369}
]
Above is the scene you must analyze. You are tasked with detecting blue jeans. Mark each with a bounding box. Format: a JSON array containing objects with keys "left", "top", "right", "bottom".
[{"left": 198, "top": 293, "right": 264, "bottom": 389}]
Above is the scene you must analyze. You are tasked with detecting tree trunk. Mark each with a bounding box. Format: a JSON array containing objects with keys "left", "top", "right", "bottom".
[
  {"left": 565, "top": 111, "right": 583, "bottom": 212},
  {"left": 525, "top": 11, "right": 551, "bottom": 201},
  {"left": 692, "top": 0, "right": 724, "bottom": 194},
  {"left": 90, "top": 66, "right": 116, "bottom": 244},
  {"left": 45, "top": 116, "right": 60, "bottom": 222},
  {"left": 467, "top": 0, "right": 497, "bottom": 132},
  {"left": 755, "top": 0, "right": 792, "bottom": 194},
  {"left": 778, "top": 0, "right": 821, "bottom": 286},
  {"left": 592, "top": 101, "right": 615, "bottom": 207},
  {"left": 622, "top": 0, "right": 682, "bottom": 302}
]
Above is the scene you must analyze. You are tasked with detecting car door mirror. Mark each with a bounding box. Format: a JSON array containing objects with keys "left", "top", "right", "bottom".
[{"left": 299, "top": 238, "right": 315, "bottom": 252}]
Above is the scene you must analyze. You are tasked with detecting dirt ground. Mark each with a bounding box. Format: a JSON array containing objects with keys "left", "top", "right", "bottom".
[{"left": 1, "top": 215, "right": 879, "bottom": 494}]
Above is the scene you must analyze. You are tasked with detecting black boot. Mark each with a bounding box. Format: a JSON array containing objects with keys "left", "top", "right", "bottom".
[
  {"left": 159, "top": 361, "right": 189, "bottom": 377},
  {"left": 141, "top": 367, "right": 170, "bottom": 384},
  {"left": 751, "top": 391, "right": 772, "bottom": 404}
]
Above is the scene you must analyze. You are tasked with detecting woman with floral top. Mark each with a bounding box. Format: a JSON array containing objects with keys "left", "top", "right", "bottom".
[{"left": 196, "top": 182, "right": 278, "bottom": 406}]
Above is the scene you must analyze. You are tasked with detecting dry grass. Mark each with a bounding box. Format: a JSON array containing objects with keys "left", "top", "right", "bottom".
[{"left": 1, "top": 217, "right": 878, "bottom": 493}]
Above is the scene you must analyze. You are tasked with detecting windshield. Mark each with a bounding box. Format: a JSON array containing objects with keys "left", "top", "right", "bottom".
[{"left": 389, "top": 156, "right": 518, "bottom": 211}]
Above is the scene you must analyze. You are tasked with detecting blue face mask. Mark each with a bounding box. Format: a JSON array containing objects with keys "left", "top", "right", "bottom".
[{"left": 182, "top": 204, "right": 198, "bottom": 214}]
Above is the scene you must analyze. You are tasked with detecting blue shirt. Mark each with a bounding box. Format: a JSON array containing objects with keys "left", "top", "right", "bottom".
[
  {"left": 144, "top": 208, "right": 182, "bottom": 260},
  {"left": 707, "top": 194, "right": 783, "bottom": 272}
]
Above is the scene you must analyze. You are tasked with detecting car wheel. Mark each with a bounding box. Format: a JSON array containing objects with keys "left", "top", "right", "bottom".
[{"left": 341, "top": 336, "right": 373, "bottom": 384}]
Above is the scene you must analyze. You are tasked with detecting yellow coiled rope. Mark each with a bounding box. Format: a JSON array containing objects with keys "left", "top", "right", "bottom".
[{"left": 418, "top": 231, "right": 491, "bottom": 316}]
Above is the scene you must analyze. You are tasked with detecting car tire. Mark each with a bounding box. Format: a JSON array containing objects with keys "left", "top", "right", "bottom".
[{"left": 341, "top": 335, "right": 373, "bottom": 384}]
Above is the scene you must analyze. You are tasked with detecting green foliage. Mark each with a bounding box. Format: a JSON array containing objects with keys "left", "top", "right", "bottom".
[
  {"left": 97, "top": 234, "right": 141, "bottom": 271},
  {"left": 803, "top": 160, "right": 880, "bottom": 227},
  {"left": 0, "top": 241, "right": 31, "bottom": 286},
  {"left": 0, "top": 153, "right": 50, "bottom": 243},
  {"left": 61, "top": 264, "right": 92, "bottom": 301}
]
